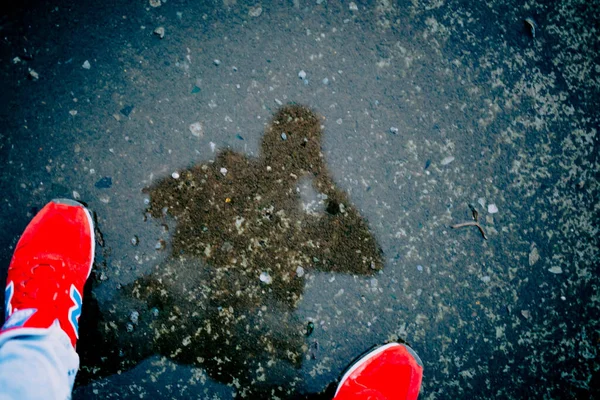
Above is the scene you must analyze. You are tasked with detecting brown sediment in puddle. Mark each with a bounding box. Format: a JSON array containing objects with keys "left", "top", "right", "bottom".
[{"left": 78, "top": 105, "right": 384, "bottom": 395}]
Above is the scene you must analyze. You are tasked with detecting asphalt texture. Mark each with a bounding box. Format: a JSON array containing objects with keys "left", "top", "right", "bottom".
[{"left": 0, "top": 0, "right": 599, "bottom": 398}]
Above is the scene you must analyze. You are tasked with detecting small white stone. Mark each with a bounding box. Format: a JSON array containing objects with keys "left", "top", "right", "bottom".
[
  {"left": 235, "top": 217, "right": 245, "bottom": 230},
  {"left": 149, "top": 0, "right": 161, "bottom": 7},
  {"left": 82, "top": 60, "right": 91, "bottom": 69},
  {"left": 259, "top": 271, "right": 272, "bottom": 284},
  {"left": 213, "top": 59, "right": 221, "bottom": 66},
  {"left": 487, "top": 204, "right": 499, "bottom": 214},
  {"left": 153, "top": 26, "right": 165, "bottom": 39},
  {"left": 171, "top": 172, "right": 180, "bottom": 179},
  {"left": 441, "top": 156, "right": 455, "bottom": 165},
  {"left": 296, "top": 266, "right": 305, "bottom": 277},
  {"left": 477, "top": 198, "right": 486, "bottom": 208},
  {"left": 29, "top": 69, "right": 39, "bottom": 80},
  {"left": 248, "top": 5, "right": 263, "bottom": 17},
  {"left": 275, "top": 98, "right": 283, "bottom": 105},
  {"left": 528, "top": 246, "right": 540, "bottom": 266},
  {"left": 322, "top": 77, "right": 329, "bottom": 85},
  {"left": 390, "top": 127, "right": 399, "bottom": 134},
  {"left": 189, "top": 122, "right": 204, "bottom": 137},
  {"left": 210, "top": 142, "right": 216, "bottom": 152},
  {"left": 220, "top": 167, "right": 228, "bottom": 176},
  {"left": 298, "top": 70, "right": 307, "bottom": 79},
  {"left": 69, "top": 110, "right": 78, "bottom": 116},
  {"left": 548, "top": 266, "right": 563, "bottom": 274},
  {"left": 72, "top": 191, "right": 81, "bottom": 200},
  {"left": 349, "top": 2, "right": 358, "bottom": 11},
  {"left": 266, "top": 166, "right": 272, "bottom": 171},
  {"left": 12, "top": 56, "right": 21, "bottom": 64},
  {"left": 336, "top": 118, "right": 343, "bottom": 124}
]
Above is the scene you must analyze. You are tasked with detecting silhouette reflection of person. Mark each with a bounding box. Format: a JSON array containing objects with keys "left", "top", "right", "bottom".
[{"left": 77, "top": 105, "right": 386, "bottom": 396}]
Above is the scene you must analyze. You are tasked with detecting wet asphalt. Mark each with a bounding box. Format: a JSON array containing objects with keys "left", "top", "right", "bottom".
[{"left": 0, "top": 0, "right": 598, "bottom": 398}]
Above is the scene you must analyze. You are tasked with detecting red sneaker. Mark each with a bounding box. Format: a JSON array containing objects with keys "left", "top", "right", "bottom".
[
  {"left": 333, "top": 343, "right": 423, "bottom": 400},
  {"left": 1, "top": 199, "right": 95, "bottom": 348}
]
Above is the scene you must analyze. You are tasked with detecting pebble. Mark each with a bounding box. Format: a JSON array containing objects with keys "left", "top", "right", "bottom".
[
  {"left": 189, "top": 122, "right": 204, "bottom": 137},
  {"left": 548, "top": 266, "right": 563, "bottom": 274},
  {"left": 487, "top": 204, "right": 499, "bottom": 214},
  {"left": 171, "top": 171, "right": 180, "bottom": 179},
  {"left": 296, "top": 266, "right": 305, "bottom": 277},
  {"left": 82, "top": 60, "right": 91, "bottom": 69},
  {"left": 213, "top": 59, "right": 221, "bottom": 66},
  {"left": 131, "top": 236, "right": 139, "bottom": 246},
  {"left": 281, "top": 132, "right": 287, "bottom": 140},
  {"left": 126, "top": 323, "right": 134, "bottom": 333},
  {"left": 259, "top": 271, "right": 272, "bottom": 284},
  {"left": 481, "top": 276, "right": 491, "bottom": 283},
  {"left": 417, "top": 265, "right": 423, "bottom": 272},
  {"left": 150, "top": 307, "right": 160, "bottom": 318},
  {"left": 28, "top": 68, "right": 39, "bottom": 80},
  {"left": 248, "top": 5, "right": 263, "bottom": 17},
  {"left": 153, "top": 26, "right": 165, "bottom": 39},
  {"left": 210, "top": 142, "right": 216, "bottom": 152},
  {"left": 129, "top": 311, "right": 140, "bottom": 324},
  {"left": 12, "top": 56, "right": 21, "bottom": 64},
  {"left": 298, "top": 70, "right": 307, "bottom": 79},
  {"left": 149, "top": 0, "right": 161, "bottom": 7},
  {"left": 390, "top": 127, "right": 399, "bottom": 134},
  {"left": 221, "top": 241, "right": 234, "bottom": 253},
  {"left": 477, "top": 198, "right": 486, "bottom": 208},
  {"left": 349, "top": 2, "right": 358, "bottom": 11},
  {"left": 441, "top": 156, "right": 455, "bottom": 165},
  {"left": 275, "top": 99, "right": 283, "bottom": 105},
  {"left": 336, "top": 118, "right": 343, "bottom": 124},
  {"left": 220, "top": 167, "right": 228, "bottom": 176},
  {"left": 69, "top": 110, "right": 78, "bottom": 116},
  {"left": 524, "top": 17, "right": 537, "bottom": 38},
  {"left": 155, "top": 239, "right": 166, "bottom": 250},
  {"left": 528, "top": 245, "right": 540, "bottom": 266},
  {"left": 521, "top": 310, "right": 531, "bottom": 319},
  {"left": 306, "top": 321, "right": 314, "bottom": 336},
  {"left": 72, "top": 190, "right": 81, "bottom": 200}
]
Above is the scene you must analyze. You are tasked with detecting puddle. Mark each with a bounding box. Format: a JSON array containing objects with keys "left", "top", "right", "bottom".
[{"left": 77, "top": 106, "right": 384, "bottom": 397}]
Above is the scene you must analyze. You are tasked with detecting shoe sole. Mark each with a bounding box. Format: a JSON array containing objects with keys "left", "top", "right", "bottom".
[
  {"left": 334, "top": 342, "right": 423, "bottom": 396},
  {"left": 51, "top": 198, "right": 96, "bottom": 280}
]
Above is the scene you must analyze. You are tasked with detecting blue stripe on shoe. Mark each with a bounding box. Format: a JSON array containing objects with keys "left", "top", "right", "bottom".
[
  {"left": 68, "top": 285, "right": 82, "bottom": 338},
  {"left": 4, "top": 282, "right": 14, "bottom": 322}
]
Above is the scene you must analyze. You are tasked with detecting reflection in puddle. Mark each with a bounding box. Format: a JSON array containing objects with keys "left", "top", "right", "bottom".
[{"left": 78, "top": 105, "right": 384, "bottom": 397}]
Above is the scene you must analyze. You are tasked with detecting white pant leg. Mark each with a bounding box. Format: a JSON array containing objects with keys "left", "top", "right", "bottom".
[{"left": 0, "top": 322, "right": 79, "bottom": 400}]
